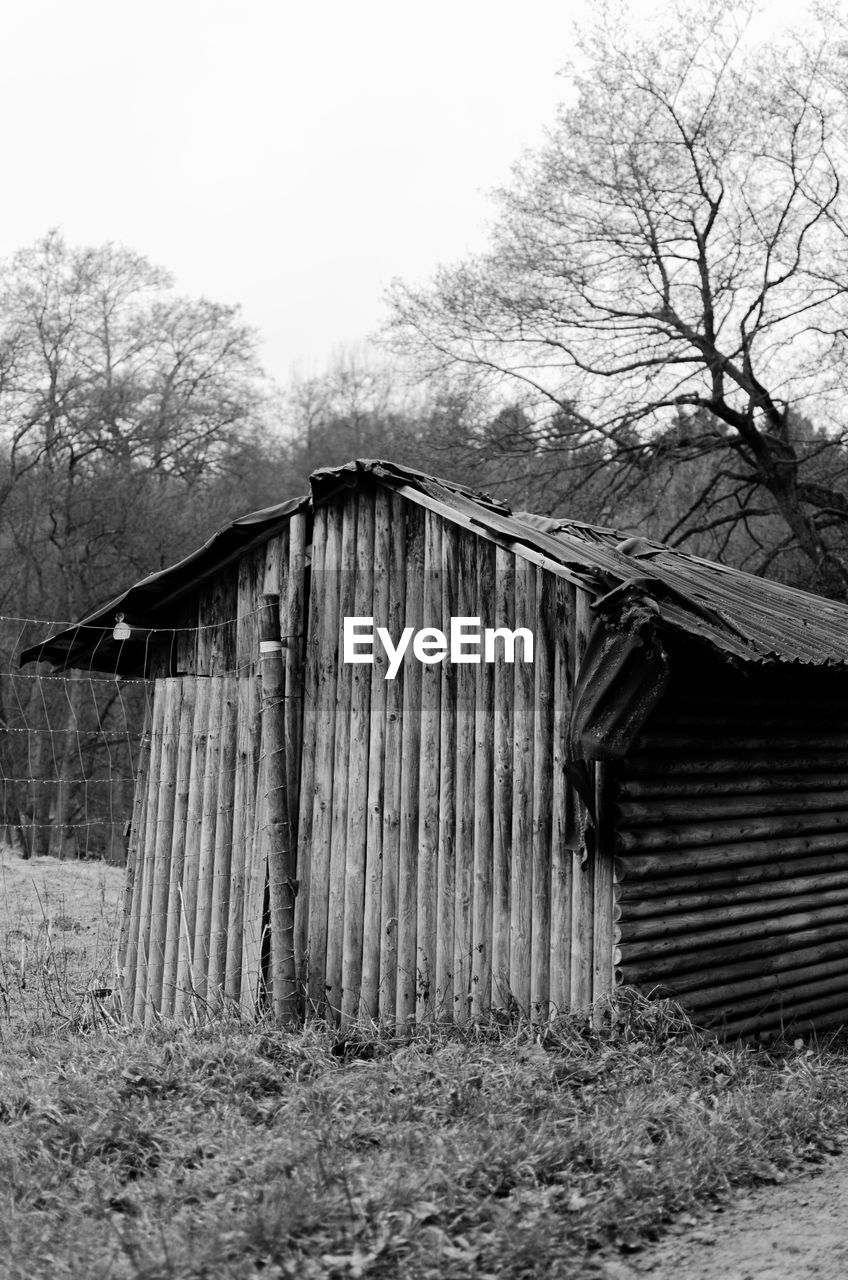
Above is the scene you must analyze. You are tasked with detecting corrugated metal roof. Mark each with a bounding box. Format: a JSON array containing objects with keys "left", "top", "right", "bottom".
[{"left": 21, "top": 457, "right": 848, "bottom": 672}]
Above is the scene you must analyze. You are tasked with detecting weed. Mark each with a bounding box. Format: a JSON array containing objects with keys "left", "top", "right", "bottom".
[{"left": 3, "top": 854, "right": 848, "bottom": 1278}]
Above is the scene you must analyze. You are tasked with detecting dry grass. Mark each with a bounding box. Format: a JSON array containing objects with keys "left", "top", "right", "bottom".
[
  {"left": 0, "top": 849, "right": 124, "bottom": 1034},
  {"left": 2, "top": 853, "right": 848, "bottom": 1279}
]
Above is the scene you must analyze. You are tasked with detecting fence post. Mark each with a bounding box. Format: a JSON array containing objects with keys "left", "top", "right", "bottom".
[{"left": 259, "top": 593, "right": 298, "bottom": 1023}]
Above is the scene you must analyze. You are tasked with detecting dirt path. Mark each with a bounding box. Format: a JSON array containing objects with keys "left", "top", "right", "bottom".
[{"left": 601, "top": 1157, "right": 848, "bottom": 1280}]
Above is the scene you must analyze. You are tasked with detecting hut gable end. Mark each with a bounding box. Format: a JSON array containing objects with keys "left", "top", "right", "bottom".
[{"left": 20, "top": 459, "right": 848, "bottom": 1036}]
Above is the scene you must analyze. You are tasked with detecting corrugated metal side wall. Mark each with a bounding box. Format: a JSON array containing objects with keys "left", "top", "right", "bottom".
[
  {"left": 614, "top": 665, "right": 848, "bottom": 1036},
  {"left": 295, "top": 486, "right": 608, "bottom": 1026}
]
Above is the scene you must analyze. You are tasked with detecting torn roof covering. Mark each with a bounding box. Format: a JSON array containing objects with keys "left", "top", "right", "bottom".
[{"left": 20, "top": 457, "right": 848, "bottom": 673}]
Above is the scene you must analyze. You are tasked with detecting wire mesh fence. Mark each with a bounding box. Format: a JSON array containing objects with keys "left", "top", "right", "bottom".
[{"left": 0, "top": 617, "right": 147, "bottom": 862}]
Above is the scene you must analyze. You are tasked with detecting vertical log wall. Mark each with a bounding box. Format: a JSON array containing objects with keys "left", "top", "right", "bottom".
[
  {"left": 121, "top": 515, "right": 308, "bottom": 1020},
  {"left": 614, "top": 668, "right": 848, "bottom": 1036},
  {"left": 295, "top": 488, "right": 597, "bottom": 1026},
  {"left": 120, "top": 488, "right": 604, "bottom": 1024}
]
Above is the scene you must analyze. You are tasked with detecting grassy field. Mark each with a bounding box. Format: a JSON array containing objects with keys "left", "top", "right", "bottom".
[{"left": 2, "top": 853, "right": 848, "bottom": 1279}]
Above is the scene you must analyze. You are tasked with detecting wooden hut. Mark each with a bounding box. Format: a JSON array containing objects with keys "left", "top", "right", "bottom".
[{"left": 23, "top": 459, "right": 848, "bottom": 1036}]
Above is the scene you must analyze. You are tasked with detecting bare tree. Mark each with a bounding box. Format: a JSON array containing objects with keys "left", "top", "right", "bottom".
[
  {"left": 387, "top": 0, "right": 848, "bottom": 594},
  {"left": 0, "top": 232, "right": 274, "bottom": 855}
]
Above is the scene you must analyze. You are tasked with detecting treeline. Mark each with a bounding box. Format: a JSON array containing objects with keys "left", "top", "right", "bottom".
[{"left": 2, "top": 211, "right": 845, "bottom": 856}]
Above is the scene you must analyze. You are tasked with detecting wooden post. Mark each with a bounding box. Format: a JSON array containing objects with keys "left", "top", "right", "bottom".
[
  {"left": 174, "top": 677, "right": 210, "bottom": 1021},
  {"left": 307, "top": 503, "right": 343, "bottom": 1014},
  {"left": 471, "top": 538, "right": 495, "bottom": 1017},
  {"left": 341, "top": 496, "right": 375, "bottom": 1026},
  {"left": 360, "top": 490, "right": 390, "bottom": 1019},
  {"left": 295, "top": 507, "right": 325, "bottom": 994},
  {"left": 379, "top": 493, "right": 406, "bottom": 1020},
  {"left": 436, "top": 523, "right": 459, "bottom": 1019},
  {"left": 453, "top": 531, "right": 477, "bottom": 1025},
  {"left": 258, "top": 592, "right": 299, "bottom": 1023},
  {"left": 161, "top": 677, "right": 196, "bottom": 1017},
  {"left": 132, "top": 684, "right": 167, "bottom": 1022},
  {"left": 531, "top": 565, "right": 554, "bottom": 1022},
  {"left": 227, "top": 552, "right": 260, "bottom": 1003},
  {"left": 416, "top": 513, "right": 442, "bottom": 1023},
  {"left": 396, "top": 503, "right": 425, "bottom": 1028},
  {"left": 491, "top": 548, "right": 514, "bottom": 1011},
  {"left": 510, "top": 556, "right": 536, "bottom": 1016},
  {"left": 120, "top": 699, "right": 152, "bottom": 1015},
  {"left": 326, "top": 494, "right": 359, "bottom": 1022},
  {"left": 207, "top": 676, "right": 238, "bottom": 1011},
  {"left": 570, "top": 586, "right": 595, "bottom": 1011},
  {"left": 191, "top": 677, "right": 225, "bottom": 1012},
  {"left": 146, "top": 679, "right": 183, "bottom": 1024},
  {"left": 549, "top": 578, "right": 573, "bottom": 1015},
  {"left": 286, "top": 513, "right": 308, "bottom": 849}
]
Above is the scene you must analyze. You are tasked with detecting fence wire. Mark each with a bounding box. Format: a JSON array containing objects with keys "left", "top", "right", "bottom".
[{"left": 0, "top": 616, "right": 149, "bottom": 861}]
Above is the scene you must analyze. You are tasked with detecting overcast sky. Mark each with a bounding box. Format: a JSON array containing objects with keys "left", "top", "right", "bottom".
[
  {"left": 0, "top": 0, "right": 590, "bottom": 386},
  {"left": 1, "top": 1, "right": 806, "bottom": 389}
]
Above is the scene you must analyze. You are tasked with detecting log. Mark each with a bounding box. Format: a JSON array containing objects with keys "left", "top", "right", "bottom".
[
  {"left": 306, "top": 502, "right": 343, "bottom": 1014},
  {"left": 618, "top": 771, "right": 848, "bottom": 800},
  {"left": 617, "top": 790, "right": 848, "bottom": 827},
  {"left": 341, "top": 496, "right": 375, "bottom": 1026},
  {"left": 617, "top": 808, "right": 848, "bottom": 855},
  {"left": 262, "top": 532, "right": 285, "bottom": 599},
  {"left": 683, "top": 953, "right": 848, "bottom": 1012},
  {"left": 616, "top": 899, "right": 848, "bottom": 965},
  {"left": 549, "top": 577, "right": 572, "bottom": 1016},
  {"left": 379, "top": 491, "right": 406, "bottom": 1021},
  {"left": 454, "top": 529, "right": 477, "bottom": 1025},
  {"left": 618, "top": 884, "right": 848, "bottom": 943},
  {"left": 174, "top": 677, "right": 211, "bottom": 1020},
  {"left": 207, "top": 567, "right": 238, "bottom": 676},
  {"left": 360, "top": 489, "right": 390, "bottom": 1018},
  {"left": 616, "top": 850, "right": 848, "bottom": 900},
  {"left": 632, "top": 732, "right": 848, "bottom": 752},
  {"left": 294, "top": 506, "right": 326, "bottom": 994},
  {"left": 161, "top": 677, "right": 196, "bottom": 1016},
  {"left": 242, "top": 557, "right": 275, "bottom": 1015},
  {"left": 227, "top": 551, "right": 262, "bottom": 1003},
  {"left": 241, "top": 738, "right": 268, "bottom": 1013},
  {"left": 509, "top": 554, "right": 536, "bottom": 1016},
  {"left": 615, "top": 830, "right": 848, "bottom": 880},
  {"left": 714, "top": 970, "right": 848, "bottom": 1028},
  {"left": 285, "top": 512, "right": 308, "bottom": 850},
  {"left": 617, "top": 922, "right": 848, "bottom": 984},
  {"left": 132, "top": 685, "right": 167, "bottom": 1022},
  {"left": 145, "top": 679, "right": 182, "bottom": 1024},
  {"left": 570, "top": 586, "right": 595, "bottom": 1011},
  {"left": 619, "top": 868, "right": 848, "bottom": 919},
  {"left": 623, "top": 752, "right": 848, "bottom": 779},
  {"left": 396, "top": 502, "right": 425, "bottom": 1028},
  {"left": 661, "top": 935, "right": 848, "bottom": 1000},
  {"left": 258, "top": 593, "right": 298, "bottom": 1024},
  {"left": 206, "top": 676, "right": 238, "bottom": 1010},
  {"left": 530, "top": 563, "right": 553, "bottom": 1021},
  {"left": 246, "top": 532, "right": 284, "bottom": 1010},
  {"left": 191, "top": 677, "right": 225, "bottom": 1010},
  {"left": 436, "top": 521, "right": 458, "bottom": 1019},
  {"left": 720, "top": 989, "right": 848, "bottom": 1038},
  {"left": 416, "top": 512, "right": 442, "bottom": 1023},
  {"left": 325, "top": 494, "right": 359, "bottom": 1023},
  {"left": 120, "top": 699, "right": 152, "bottom": 1015},
  {"left": 471, "top": 537, "right": 495, "bottom": 1018},
  {"left": 491, "top": 547, "right": 514, "bottom": 1009}
]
